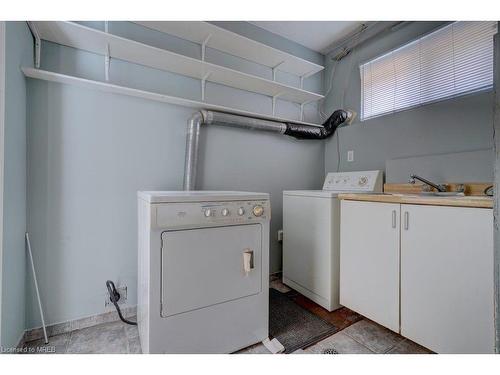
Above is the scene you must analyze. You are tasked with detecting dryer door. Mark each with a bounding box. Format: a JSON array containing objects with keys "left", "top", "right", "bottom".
[{"left": 160, "top": 224, "right": 262, "bottom": 317}]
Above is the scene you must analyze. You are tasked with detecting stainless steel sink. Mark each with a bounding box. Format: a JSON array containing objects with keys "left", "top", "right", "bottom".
[
  {"left": 419, "top": 191, "right": 465, "bottom": 197},
  {"left": 385, "top": 192, "right": 465, "bottom": 197}
]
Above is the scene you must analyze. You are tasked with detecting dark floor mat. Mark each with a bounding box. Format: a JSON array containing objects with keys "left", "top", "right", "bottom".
[
  {"left": 269, "top": 288, "right": 338, "bottom": 353},
  {"left": 287, "top": 291, "right": 363, "bottom": 331}
]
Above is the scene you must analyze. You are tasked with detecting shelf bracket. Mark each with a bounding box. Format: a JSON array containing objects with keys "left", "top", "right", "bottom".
[
  {"left": 272, "top": 61, "right": 285, "bottom": 81},
  {"left": 104, "top": 22, "right": 110, "bottom": 81},
  {"left": 201, "top": 34, "right": 212, "bottom": 62},
  {"left": 201, "top": 72, "right": 211, "bottom": 101},
  {"left": 300, "top": 100, "right": 314, "bottom": 121},
  {"left": 300, "top": 69, "right": 316, "bottom": 89},
  {"left": 27, "top": 21, "right": 41, "bottom": 68},
  {"left": 105, "top": 44, "right": 111, "bottom": 82},
  {"left": 272, "top": 92, "right": 284, "bottom": 116}
]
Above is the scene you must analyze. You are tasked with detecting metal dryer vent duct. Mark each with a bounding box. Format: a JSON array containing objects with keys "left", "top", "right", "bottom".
[{"left": 183, "top": 109, "right": 352, "bottom": 190}]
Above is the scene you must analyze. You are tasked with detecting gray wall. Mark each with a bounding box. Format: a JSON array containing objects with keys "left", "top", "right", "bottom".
[
  {"left": 324, "top": 22, "right": 495, "bottom": 180},
  {"left": 1, "top": 22, "right": 33, "bottom": 349},
  {"left": 26, "top": 22, "right": 325, "bottom": 328}
]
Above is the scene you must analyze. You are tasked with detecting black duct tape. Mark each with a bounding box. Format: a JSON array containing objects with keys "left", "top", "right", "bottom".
[{"left": 284, "top": 109, "right": 348, "bottom": 140}]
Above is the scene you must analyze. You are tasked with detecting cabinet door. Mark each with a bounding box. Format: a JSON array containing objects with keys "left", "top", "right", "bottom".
[
  {"left": 340, "top": 200, "right": 400, "bottom": 332},
  {"left": 401, "top": 205, "right": 494, "bottom": 353}
]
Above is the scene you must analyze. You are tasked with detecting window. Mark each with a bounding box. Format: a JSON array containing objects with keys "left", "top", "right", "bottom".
[{"left": 360, "top": 21, "right": 497, "bottom": 121}]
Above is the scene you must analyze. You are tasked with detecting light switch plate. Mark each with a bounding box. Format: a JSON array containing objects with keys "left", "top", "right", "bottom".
[{"left": 347, "top": 150, "right": 354, "bottom": 162}]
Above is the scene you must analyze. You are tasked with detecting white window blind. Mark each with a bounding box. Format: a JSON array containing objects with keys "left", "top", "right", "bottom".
[{"left": 360, "top": 21, "right": 497, "bottom": 120}]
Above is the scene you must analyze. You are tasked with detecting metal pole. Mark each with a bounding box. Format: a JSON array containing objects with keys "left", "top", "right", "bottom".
[{"left": 26, "top": 232, "right": 48, "bottom": 344}]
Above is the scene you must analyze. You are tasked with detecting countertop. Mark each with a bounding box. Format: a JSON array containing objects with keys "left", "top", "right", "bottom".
[{"left": 337, "top": 193, "right": 493, "bottom": 209}]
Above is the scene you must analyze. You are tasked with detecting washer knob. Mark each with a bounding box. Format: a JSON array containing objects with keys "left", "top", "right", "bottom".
[
  {"left": 252, "top": 205, "right": 264, "bottom": 217},
  {"left": 221, "top": 208, "right": 229, "bottom": 216},
  {"left": 204, "top": 209, "right": 212, "bottom": 217},
  {"left": 237, "top": 207, "right": 245, "bottom": 216}
]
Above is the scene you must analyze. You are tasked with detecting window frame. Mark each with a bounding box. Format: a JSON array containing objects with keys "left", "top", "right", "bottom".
[{"left": 359, "top": 21, "right": 496, "bottom": 121}]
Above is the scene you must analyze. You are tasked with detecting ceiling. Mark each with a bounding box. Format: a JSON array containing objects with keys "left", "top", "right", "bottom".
[{"left": 250, "top": 21, "right": 363, "bottom": 54}]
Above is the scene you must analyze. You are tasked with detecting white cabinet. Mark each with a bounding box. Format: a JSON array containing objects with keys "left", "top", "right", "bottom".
[
  {"left": 400, "top": 204, "right": 495, "bottom": 354},
  {"left": 340, "top": 200, "right": 495, "bottom": 353},
  {"left": 340, "top": 200, "right": 400, "bottom": 332}
]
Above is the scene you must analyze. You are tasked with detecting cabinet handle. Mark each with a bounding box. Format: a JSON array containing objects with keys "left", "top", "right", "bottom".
[
  {"left": 392, "top": 210, "right": 397, "bottom": 228},
  {"left": 404, "top": 211, "right": 409, "bottom": 230}
]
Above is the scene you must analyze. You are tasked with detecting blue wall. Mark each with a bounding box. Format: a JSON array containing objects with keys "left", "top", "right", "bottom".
[
  {"left": 1, "top": 22, "right": 33, "bottom": 349},
  {"left": 25, "top": 22, "right": 325, "bottom": 329}
]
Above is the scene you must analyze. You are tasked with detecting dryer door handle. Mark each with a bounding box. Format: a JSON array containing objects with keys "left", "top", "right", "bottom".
[{"left": 243, "top": 249, "right": 254, "bottom": 273}]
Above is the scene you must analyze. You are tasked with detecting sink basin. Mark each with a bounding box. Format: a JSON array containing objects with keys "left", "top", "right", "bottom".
[
  {"left": 419, "top": 191, "right": 465, "bottom": 197},
  {"left": 385, "top": 192, "right": 465, "bottom": 197}
]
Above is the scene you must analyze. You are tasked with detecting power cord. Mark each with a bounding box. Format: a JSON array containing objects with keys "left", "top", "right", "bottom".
[{"left": 105, "top": 280, "right": 137, "bottom": 325}]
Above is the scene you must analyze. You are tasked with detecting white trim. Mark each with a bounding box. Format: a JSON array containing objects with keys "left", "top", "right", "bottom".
[
  {"left": 22, "top": 67, "right": 323, "bottom": 127},
  {"left": 0, "top": 20, "right": 6, "bottom": 344}
]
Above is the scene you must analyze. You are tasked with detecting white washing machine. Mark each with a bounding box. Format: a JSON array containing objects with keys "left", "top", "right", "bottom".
[
  {"left": 282, "top": 171, "right": 383, "bottom": 311},
  {"left": 137, "top": 191, "right": 270, "bottom": 353}
]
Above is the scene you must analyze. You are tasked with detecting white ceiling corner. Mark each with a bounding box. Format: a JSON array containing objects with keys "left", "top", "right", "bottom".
[{"left": 249, "top": 21, "right": 363, "bottom": 54}]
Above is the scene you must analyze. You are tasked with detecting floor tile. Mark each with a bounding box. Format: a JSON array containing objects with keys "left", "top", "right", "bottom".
[
  {"left": 303, "top": 331, "right": 374, "bottom": 354},
  {"left": 23, "top": 333, "right": 70, "bottom": 354},
  {"left": 270, "top": 278, "right": 292, "bottom": 293},
  {"left": 342, "top": 319, "right": 404, "bottom": 353},
  {"left": 386, "top": 339, "right": 432, "bottom": 354},
  {"left": 124, "top": 322, "right": 139, "bottom": 340},
  {"left": 127, "top": 335, "right": 143, "bottom": 354},
  {"left": 235, "top": 343, "right": 270, "bottom": 354},
  {"left": 269, "top": 273, "right": 281, "bottom": 282},
  {"left": 66, "top": 321, "right": 128, "bottom": 354}
]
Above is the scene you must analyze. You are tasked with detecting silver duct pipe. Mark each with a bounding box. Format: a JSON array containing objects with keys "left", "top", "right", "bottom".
[
  {"left": 183, "top": 110, "right": 286, "bottom": 190},
  {"left": 183, "top": 110, "right": 206, "bottom": 191},
  {"left": 205, "top": 111, "right": 287, "bottom": 134},
  {"left": 183, "top": 109, "right": 350, "bottom": 190}
]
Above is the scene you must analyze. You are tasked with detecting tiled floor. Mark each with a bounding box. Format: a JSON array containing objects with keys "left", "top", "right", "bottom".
[
  {"left": 237, "top": 319, "right": 431, "bottom": 354},
  {"left": 22, "top": 277, "right": 431, "bottom": 354},
  {"left": 303, "top": 319, "right": 431, "bottom": 354},
  {"left": 23, "top": 320, "right": 141, "bottom": 354}
]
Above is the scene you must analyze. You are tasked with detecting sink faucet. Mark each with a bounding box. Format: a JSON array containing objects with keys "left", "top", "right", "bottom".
[{"left": 409, "top": 174, "right": 447, "bottom": 192}]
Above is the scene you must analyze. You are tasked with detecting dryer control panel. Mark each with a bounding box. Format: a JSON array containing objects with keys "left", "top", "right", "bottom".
[
  {"left": 153, "top": 200, "right": 271, "bottom": 229},
  {"left": 322, "top": 170, "right": 383, "bottom": 192}
]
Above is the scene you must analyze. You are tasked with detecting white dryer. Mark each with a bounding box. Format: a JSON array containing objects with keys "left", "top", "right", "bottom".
[
  {"left": 282, "top": 171, "right": 383, "bottom": 311},
  {"left": 137, "top": 191, "right": 270, "bottom": 353}
]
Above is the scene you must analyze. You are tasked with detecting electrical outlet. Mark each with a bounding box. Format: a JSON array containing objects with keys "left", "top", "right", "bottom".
[
  {"left": 105, "top": 285, "right": 127, "bottom": 307},
  {"left": 347, "top": 150, "right": 354, "bottom": 162},
  {"left": 277, "top": 229, "right": 284, "bottom": 242}
]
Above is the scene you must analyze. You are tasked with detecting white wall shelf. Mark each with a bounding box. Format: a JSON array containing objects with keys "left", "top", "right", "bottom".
[
  {"left": 30, "top": 21, "right": 324, "bottom": 105},
  {"left": 134, "top": 21, "right": 324, "bottom": 78},
  {"left": 22, "top": 67, "right": 323, "bottom": 127}
]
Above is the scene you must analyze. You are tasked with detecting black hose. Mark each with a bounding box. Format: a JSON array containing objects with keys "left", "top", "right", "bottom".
[
  {"left": 284, "top": 109, "right": 349, "bottom": 140},
  {"left": 105, "top": 280, "right": 137, "bottom": 325}
]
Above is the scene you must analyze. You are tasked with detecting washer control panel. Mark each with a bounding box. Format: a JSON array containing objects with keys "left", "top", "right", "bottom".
[
  {"left": 154, "top": 200, "right": 270, "bottom": 229},
  {"left": 322, "top": 170, "right": 383, "bottom": 192}
]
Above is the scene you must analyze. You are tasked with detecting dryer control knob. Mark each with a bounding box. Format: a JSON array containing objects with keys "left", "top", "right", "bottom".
[
  {"left": 237, "top": 207, "right": 245, "bottom": 216},
  {"left": 221, "top": 208, "right": 229, "bottom": 216},
  {"left": 204, "top": 209, "right": 213, "bottom": 217},
  {"left": 252, "top": 205, "right": 264, "bottom": 217}
]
